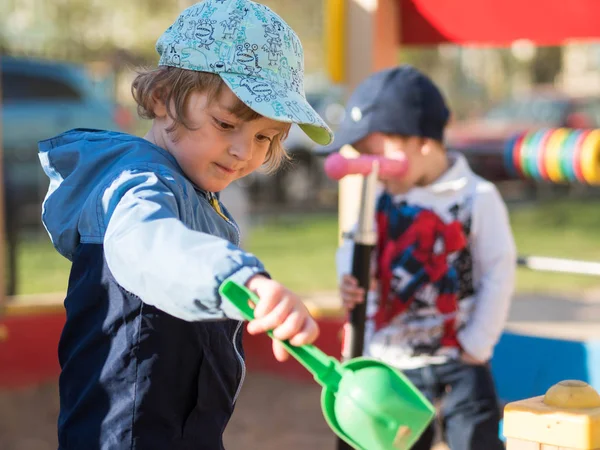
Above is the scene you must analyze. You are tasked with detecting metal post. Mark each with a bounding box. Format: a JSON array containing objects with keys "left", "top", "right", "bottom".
[
  {"left": 517, "top": 255, "right": 600, "bottom": 277},
  {"left": 344, "top": 162, "right": 379, "bottom": 358},
  {"left": 337, "top": 163, "right": 379, "bottom": 450}
]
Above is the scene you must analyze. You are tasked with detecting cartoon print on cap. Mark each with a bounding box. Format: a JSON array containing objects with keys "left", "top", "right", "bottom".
[{"left": 155, "top": 0, "right": 334, "bottom": 145}]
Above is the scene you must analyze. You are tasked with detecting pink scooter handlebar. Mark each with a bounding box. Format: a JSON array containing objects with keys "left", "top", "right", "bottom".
[{"left": 324, "top": 153, "right": 408, "bottom": 180}]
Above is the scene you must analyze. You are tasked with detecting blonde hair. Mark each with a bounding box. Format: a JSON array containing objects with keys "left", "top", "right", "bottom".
[{"left": 131, "top": 66, "right": 290, "bottom": 173}]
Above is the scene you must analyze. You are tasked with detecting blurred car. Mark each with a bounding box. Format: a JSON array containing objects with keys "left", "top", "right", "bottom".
[
  {"left": 1, "top": 55, "right": 132, "bottom": 293},
  {"left": 245, "top": 87, "right": 346, "bottom": 206},
  {"left": 445, "top": 90, "right": 600, "bottom": 181}
]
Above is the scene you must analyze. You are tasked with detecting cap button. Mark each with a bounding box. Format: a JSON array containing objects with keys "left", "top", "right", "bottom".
[
  {"left": 351, "top": 107, "right": 362, "bottom": 122},
  {"left": 543, "top": 380, "right": 600, "bottom": 409}
]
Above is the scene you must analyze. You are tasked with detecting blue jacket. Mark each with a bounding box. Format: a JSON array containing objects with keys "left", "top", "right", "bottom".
[{"left": 39, "top": 129, "right": 266, "bottom": 449}]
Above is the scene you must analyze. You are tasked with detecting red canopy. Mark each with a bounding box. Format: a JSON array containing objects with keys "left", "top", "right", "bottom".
[{"left": 400, "top": 0, "right": 600, "bottom": 46}]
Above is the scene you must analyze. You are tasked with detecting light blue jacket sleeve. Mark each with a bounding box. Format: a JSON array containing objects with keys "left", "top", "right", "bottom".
[{"left": 102, "top": 171, "right": 265, "bottom": 322}]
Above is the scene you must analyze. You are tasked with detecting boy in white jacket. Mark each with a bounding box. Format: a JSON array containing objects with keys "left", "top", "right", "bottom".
[{"left": 322, "top": 65, "right": 516, "bottom": 450}]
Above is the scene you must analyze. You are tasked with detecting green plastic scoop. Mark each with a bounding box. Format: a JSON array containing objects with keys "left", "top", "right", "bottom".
[{"left": 219, "top": 280, "right": 436, "bottom": 450}]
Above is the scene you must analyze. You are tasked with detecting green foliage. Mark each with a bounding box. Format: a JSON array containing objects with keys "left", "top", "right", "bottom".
[
  {"left": 1, "top": 0, "right": 326, "bottom": 72},
  {"left": 14, "top": 200, "right": 600, "bottom": 297}
]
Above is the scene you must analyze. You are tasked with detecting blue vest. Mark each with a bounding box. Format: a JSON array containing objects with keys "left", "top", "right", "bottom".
[{"left": 57, "top": 244, "right": 245, "bottom": 449}]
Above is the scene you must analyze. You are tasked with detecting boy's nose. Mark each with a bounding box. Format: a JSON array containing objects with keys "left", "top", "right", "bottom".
[{"left": 229, "top": 142, "right": 253, "bottom": 161}]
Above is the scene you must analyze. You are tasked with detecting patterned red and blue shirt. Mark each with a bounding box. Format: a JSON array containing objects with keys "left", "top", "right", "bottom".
[{"left": 337, "top": 153, "right": 516, "bottom": 369}]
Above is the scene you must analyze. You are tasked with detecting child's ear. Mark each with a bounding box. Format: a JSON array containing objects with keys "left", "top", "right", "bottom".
[
  {"left": 150, "top": 88, "right": 168, "bottom": 118},
  {"left": 420, "top": 138, "right": 432, "bottom": 156},
  {"left": 421, "top": 138, "right": 445, "bottom": 156}
]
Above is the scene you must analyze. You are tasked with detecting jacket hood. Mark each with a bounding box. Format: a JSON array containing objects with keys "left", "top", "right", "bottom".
[{"left": 38, "top": 128, "right": 178, "bottom": 259}]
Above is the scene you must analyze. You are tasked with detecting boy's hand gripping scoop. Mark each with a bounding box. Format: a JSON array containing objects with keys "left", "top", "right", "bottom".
[{"left": 219, "top": 281, "right": 435, "bottom": 450}]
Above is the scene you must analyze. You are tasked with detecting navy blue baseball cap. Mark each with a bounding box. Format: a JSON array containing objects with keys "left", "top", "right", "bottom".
[{"left": 320, "top": 65, "right": 450, "bottom": 152}]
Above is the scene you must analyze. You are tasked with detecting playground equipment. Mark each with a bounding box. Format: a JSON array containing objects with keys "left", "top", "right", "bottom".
[
  {"left": 324, "top": 153, "right": 411, "bottom": 449},
  {"left": 325, "top": 150, "right": 600, "bottom": 279},
  {"left": 322, "top": 155, "right": 407, "bottom": 355},
  {"left": 323, "top": 153, "right": 408, "bottom": 181},
  {"left": 503, "top": 380, "right": 600, "bottom": 449},
  {"left": 219, "top": 280, "right": 435, "bottom": 450},
  {"left": 505, "top": 128, "right": 600, "bottom": 184},
  {"left": 517, "top": 255, "right": 600, "bottom": 277}
]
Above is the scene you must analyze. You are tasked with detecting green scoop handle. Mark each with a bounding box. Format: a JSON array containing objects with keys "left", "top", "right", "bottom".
[{"left": 219, "top": 280, "right": 343, "bottom": 391}]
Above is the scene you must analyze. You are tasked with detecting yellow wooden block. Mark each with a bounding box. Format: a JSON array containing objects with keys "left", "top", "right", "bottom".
[
  {"left": 504, "top": 381, "right": 600, "bottom": 449},
  {"left": 506, "top": 437, "right": 540, "bottom": 450},
  {"left": 506, "top": 437, "right": 599, "bottom": 450}
]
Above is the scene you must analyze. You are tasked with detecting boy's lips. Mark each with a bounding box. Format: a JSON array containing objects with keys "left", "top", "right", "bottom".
[{"left": 214, "top": 163, "right": 238, "bottom": 174}]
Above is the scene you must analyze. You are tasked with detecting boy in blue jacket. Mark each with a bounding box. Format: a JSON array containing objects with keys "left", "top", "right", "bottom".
[{"left": 38, "top": 1, "right": 333, "bottom": 448}]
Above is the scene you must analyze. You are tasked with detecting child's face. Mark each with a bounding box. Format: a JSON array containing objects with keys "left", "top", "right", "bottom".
[
  {"left": 149, "top": 86, "right": 288, "bottom": 193},
  {"left": 353, "top": 133, "right": 430, "bottom": 195}
]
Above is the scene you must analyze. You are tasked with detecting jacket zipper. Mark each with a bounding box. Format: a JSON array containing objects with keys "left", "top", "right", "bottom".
[
  {"left": 205, "top": 190, "right": 245, "bottom": 404},
  {"left": 232, "top": 320, "right": 246, "bottom": 404},
  {"left": 206, "top": 191, "right": 241, "bottom": 246}
]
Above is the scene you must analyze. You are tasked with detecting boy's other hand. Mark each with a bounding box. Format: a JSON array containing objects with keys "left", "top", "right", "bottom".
[
  {"left": 245, "top": 275, "right": 319, "bottom": 362},
  {"left": 460, "top": 351, "right": 485, "bottom": 366},
  {"left": 340, "top": 274, "right": 366, "bottom": 311}
]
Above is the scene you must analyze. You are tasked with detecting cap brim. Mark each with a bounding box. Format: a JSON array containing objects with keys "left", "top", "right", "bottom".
[
  {"left": 315, "top": 110, "right": 371, "bottom": 154},
  {"left": 220, "top": 73, "right": 333, "bottom": 146}
]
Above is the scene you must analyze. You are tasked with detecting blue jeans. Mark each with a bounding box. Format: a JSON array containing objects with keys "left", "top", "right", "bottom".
[{"left": 403, "top": 360, "right": 504, "bottom": 450}]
